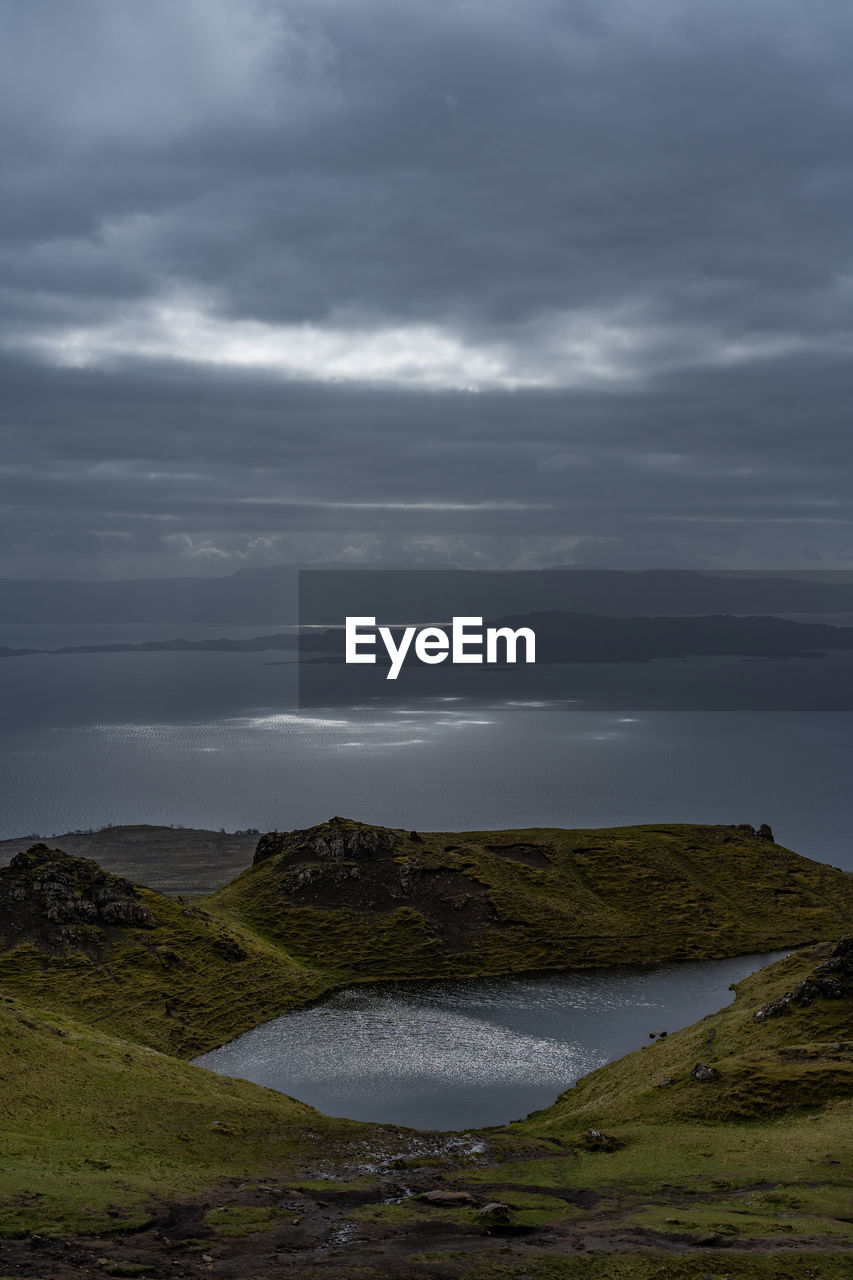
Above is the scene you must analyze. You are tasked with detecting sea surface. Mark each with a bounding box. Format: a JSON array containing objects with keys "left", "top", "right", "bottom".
[
  {"left": 0, "top": 628, "right": 844, "bottom": 1131},
  {"left": 193, "top": 952, "right": 788, "bottom": 1129},
  {"left": 0, "top": 624, "right": 851, "bottom": 876}
]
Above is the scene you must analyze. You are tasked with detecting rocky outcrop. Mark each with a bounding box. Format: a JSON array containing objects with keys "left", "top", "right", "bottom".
[
  {"left": 730, "top": 822, "right": 774, "bottom": 841},
  {"left": 580, "top": 1128, "right": 625, "bottom": 1151},
  {"left": 0, "top": 843, "right": 158, "bottom": 951},
  {"left": 690, "top": 1062, "right": 720, "bottom": 1082},
  {"left": 206, "top": 820, "right": 853, "bottom": 987},
  {"left": 754, "top": 936, "right": 852, "bottom": 1020},
  {"left": 253, "top": 818, "right": 402, "bottom": 866},
  {"left": 249, "top": 819, "right": 493, "bottom": 955},
  {"left": 420, "top": 1190, "right": 477, "bottom": 1206}
]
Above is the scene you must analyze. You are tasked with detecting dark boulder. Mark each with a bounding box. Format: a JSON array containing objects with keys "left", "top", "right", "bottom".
[
  {"left": 754, "top": 996, "right": 792, "bottom": 1021},
  {"left": 690, "top": 1062, "right": 720, "bottom": 1082}
]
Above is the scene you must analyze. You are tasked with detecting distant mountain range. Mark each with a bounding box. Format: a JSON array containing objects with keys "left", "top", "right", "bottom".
[
  {"left": 3, "top": 565, "right": 853, "bottom": 625},
  {"left": 4, "top": 610, "right": 853, "bottom": 665}
]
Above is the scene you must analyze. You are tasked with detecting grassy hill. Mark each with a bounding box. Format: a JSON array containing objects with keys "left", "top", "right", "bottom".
[
  {"left": 0, "top": 991, "right": 378, "bottom": 1240},
  {"left": 525, "top": 936, "right": 853, "bottom": 1129},
  {"left": 2, "top": 819, "right": 852, "bottom": 1056},
  {"left": 209, "top": 816, "right": 853, "bottom": 980},
  {"left": 475, "top": 937, "right": 853, "bottom": 1254},
  {"left": 0, "top": 843, "right": 328, "bottom": 1055},
  {"left": 1, "top": 821, "right": 852, "bottom": 1274}
]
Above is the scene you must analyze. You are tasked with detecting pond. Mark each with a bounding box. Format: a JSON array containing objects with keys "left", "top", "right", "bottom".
[{"left": 194, "top": 950, "right": 787, "bottom": 1130}]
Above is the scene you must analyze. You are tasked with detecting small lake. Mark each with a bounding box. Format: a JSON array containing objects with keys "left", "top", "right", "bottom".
[{"left": 194, "top": 951, "right": 787, "bottom": 1130}]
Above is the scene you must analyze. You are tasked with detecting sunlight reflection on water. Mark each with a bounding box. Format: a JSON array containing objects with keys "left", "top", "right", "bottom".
[{"left": 195, "top": 952, "right": 787, "bottom": 1129}]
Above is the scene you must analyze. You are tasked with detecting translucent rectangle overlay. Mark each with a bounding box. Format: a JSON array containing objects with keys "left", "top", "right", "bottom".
[{"left": 298, "top": 569, "right": 853, "bottom": 710}]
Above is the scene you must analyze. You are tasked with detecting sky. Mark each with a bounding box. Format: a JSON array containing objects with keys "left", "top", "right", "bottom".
[{"left": 3, "top": 0, "right": 853, "bottom": 579}]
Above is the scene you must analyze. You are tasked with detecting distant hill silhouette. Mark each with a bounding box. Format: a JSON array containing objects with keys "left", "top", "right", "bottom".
[{"left": 3, "top": 566, "right": 853, "bottom": 624}]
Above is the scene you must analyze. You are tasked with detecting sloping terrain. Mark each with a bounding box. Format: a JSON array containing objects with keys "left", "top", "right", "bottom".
[
  {"left": 0, "top": 939, "right": 850, "bottom": 1276},
  {"left": 0, "top": 843, "right": 326, "bottom": 1054},
  {"left": 524, "top": 935, "right": 853, "bottom": 1129},
  {"left": 1, "top": 823, "right": 852, "bottom": 1276},
  {"left": 0, "top": 823, "right": 259, "bottom": 893},
  {"left": 210, "top": 817, "right": 853, "bottom": 979},
  {"left": 3, "top": 818, "right": 852, "bottom": 1054}
]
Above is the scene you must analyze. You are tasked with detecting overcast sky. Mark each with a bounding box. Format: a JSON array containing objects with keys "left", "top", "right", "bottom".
[{"left": 3, "top": 0, "right": 853, "bottom": 578}]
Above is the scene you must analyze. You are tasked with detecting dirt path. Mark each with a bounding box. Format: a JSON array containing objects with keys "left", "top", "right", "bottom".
[{"left": 2, "top": 1173, "right": 850, "bottom": 1280}]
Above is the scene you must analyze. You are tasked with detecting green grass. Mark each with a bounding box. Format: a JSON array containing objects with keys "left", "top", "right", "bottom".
[
  {"left": 3, "top": 822, "right": 851, "bottom": 1055},
  {"left": 203, "top": 1205, "right": 283, "bottom": 1236},
  {"left": 1, "top": 821, "right": 852, "bottom": 1263},
  {"left": 453, "top": 942, "right": 853, "bottom": 1249},
  {"left": 330, "top": 942, "right": 853, "bottom": 1254},
  {"left": 0, "top": 992, "right": 378, "bottom": 1237},
  {"left": 0, "top": 851, "right": 329, "bottom": 1055},
  {"left": 518, "top": 942, "right": 853, "bottom": 1128},
  {"left": 210, "top": 820, "right": 853, "bottom": 980},
  {"left": 456, "top": 1259, "right": 853, "bottom": 1279}
]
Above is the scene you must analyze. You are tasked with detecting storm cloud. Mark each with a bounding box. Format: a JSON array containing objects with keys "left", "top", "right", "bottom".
[{"left": 2, "top": 0, "right": 853, "bottom": 576}]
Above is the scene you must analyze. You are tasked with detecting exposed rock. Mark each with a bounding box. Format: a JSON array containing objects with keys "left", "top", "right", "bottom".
[
  {"left": 792, "top": 977, "right": 845, "bottom": 1005},
  {"left": 100, "top": 899, "right": 158, "bottom": 928},
  {"left": 657, "top": 1077, "right": 675, "bottom": 1088},
  {"left": 755, "top": 941, "right": 852, "bottom": 1019},
  {"left": 478, "top": 1201, "right": 510, "bottom": 1217},
  {"left": 758, "top": 823, "right": 774, "bottom": 841},
  {"left": 815, "top": 935, "right": 853, "bottom": 978},
  {"left": 0, "top": 844, "right": 158, "bottom": 953},
  {"left": 419, "top": 1190, "right": 478, "bottom": 1206},
  {"left": 690, "top": 1062, "right": 720, "bottom": 1082},
  {"left": 754, "top": 996, "right": 792, "bottom": 1021},
  {"left": 251, "top": 820, "right": 495, "bottom": 955},
  {"left": 253, "top": 818, "right": 401, "bottom": 865},
  {"left": 580, "top": 1128, "right": 624, "bottom": 1151},
  {"left": 477, "top": 1201, "right": 513, "bottom": 1230}
]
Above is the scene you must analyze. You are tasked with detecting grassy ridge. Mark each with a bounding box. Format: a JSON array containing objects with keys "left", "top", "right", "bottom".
[
  {"left": 456, "top": 940, "right": 853, "bottom": 1250},
  {"left": 1, "top": 820, "right": 851, "bottom": 1054},
  {"left": 209, "top": 819, "right": 853, "bottom": 979},
  {"left": 522, "top": 938, "right": 853, "bottom": 1129},
  {"left": 0, "top": 844, "right": 328, "bottom": 1055}
]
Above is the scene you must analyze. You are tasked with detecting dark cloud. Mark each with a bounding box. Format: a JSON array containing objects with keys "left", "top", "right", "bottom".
[{"left": 2, "top": 0, "right": 853, "bottom": 576}]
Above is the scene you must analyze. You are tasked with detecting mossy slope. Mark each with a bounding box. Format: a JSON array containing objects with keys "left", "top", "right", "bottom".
[
  {"left": 209, "top": 817, "right": 853, "bottom": 980},
  {"left": 0, "top": 991, "right": 375, "bottom": 1238},
  {"left": 450, "top": 941, "right": 853, "bottom": 1254},
  {"left": 519, "top": 936, "right": 853, "bottom": 1133},
  {"left": 0, "top": 844, "right": 327, "bottom": 1055},
  {"left": 3, "top": 820, "right": 851, "bottom": 1056}
]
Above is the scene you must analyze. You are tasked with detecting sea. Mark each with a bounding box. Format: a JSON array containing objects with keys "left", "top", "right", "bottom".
[{"left": 0, "top": 622, "right": 851, "bottom": 876}]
